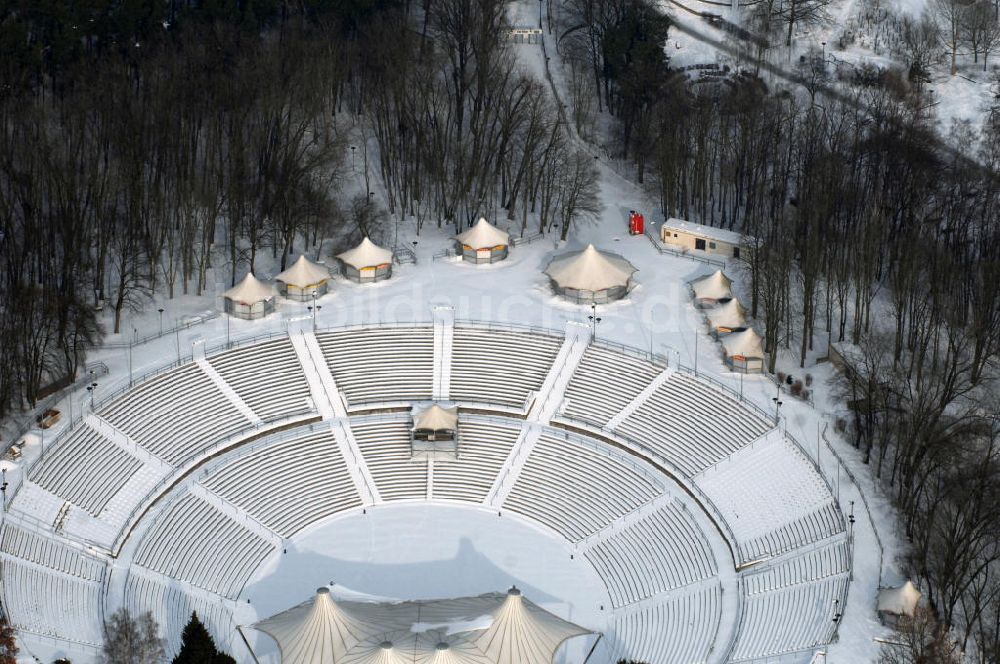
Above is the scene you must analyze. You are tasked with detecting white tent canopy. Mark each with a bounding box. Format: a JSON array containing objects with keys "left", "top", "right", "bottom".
[
  {"left": 454, "top": 218, "right": 510, "bottom": 250},
  {"left": 275, "top": 255, "right": 331, "bottom": 289},
  {"left": 706, "top": 298, "right": 747, "bottom": 330},
  {"left": 544, "top": 244, "right": 637, "bottom": 292},
  {"left": 250, "top": 586, "right": 591, "bottom": 664},
  {"left": 413, "top": 405, "right": 458, "bottom": 432},
  {"left": 721, "top": 328, "right": 765, "bottom": 359},
  {"left": 338, "top": 237, "right": 394, "bottom": 270},
  {"left": 224, "top": 273, "right": 274, "bottom": 304},
  {"left": 877, "top": 581, "right": 921, "bottom": 616},
  {"left": 691, "top": 270, "right": 733, "bottom": 301}
]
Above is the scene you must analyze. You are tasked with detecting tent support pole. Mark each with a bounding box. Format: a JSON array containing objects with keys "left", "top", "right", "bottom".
[
  {"left": 236, "top": 626, "right": 262, "bottom": 664},
  {"left": 581, "top": 633, "right": 604, "bottom": 664}
]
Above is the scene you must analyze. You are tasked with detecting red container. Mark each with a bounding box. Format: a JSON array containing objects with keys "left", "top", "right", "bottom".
[{"left": 629, "top": 211, "right": 645, "bottom": 235}]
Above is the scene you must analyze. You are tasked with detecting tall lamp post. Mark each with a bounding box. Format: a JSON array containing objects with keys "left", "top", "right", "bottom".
[
  {"left": 307, "top": 290, "right": 322, "bottom": 332},
  {"left": 87, "top": 382, "right": 98, "bottom": 410},
  {"left": 158, "top": 308, "right": 164, "bottom": 336},
  {"left": 772, "top": 382, "right": 783, "bottom": 426},
  {"left": 588, "top": 304, "right": 602, "bottom": 341}
]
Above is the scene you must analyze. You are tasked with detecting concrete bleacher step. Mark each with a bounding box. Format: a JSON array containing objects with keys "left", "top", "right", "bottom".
[
  {"left": 195, "top": 358, "right": 262, "bottom": 426},
  {"left": 94, "top": 464, "right": 171, "bottom": 541},
  {"left": 10, "top": 482, "right": 65, "bottom": 529},
  {"left": 331, "top": 420, "right": 380, "bottom": 504},
  {"left": 85, "top": 414, "right": 172, "bottom": 473},
  {"left": 606, "top": 367, "right": 675, "bottom": 431},
  {"left": 528, "top": 322, "right": 591, "bottom": 424},
  {"left": 188, "top": 485, "right": 282, "bottom": 547},
  {"left": 485, "top": 424, "right": 541, "bottom": 507},
  {"left": 577, "top": 492, "right": 676, "bottom": 553},
  {"left": 433, "top": 307, "right": 455, "bottom": 400}
]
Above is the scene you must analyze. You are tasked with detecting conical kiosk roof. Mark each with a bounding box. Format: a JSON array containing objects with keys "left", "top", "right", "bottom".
[
  {"left": 706, "top": 298, "right": 747, "bottom": 329},
  {"left": 338, "top": 237, "right": 394, "bottom": 270},
  {"left": 455, "top": 218, "right": 510, "bottom": 250},
  {"left": 224, "top": 272, "right": 274, "bottom": 304},
  {"left": 877, "top": 581, "right": 921, "bottom": 616},
  {"left": 691, "top": 270, "right": 733, "bottom": 301},
  {"left": 544, "top": 244, "right": 637, "bottom": 292},
  {"left": 275, "top": 255, "right": 331, "bottom": 289},
  {"left": 721, "top": 328, "right": 765, "bottom": 359}
]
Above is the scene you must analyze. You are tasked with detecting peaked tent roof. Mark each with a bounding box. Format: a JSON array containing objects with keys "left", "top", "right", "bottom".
[
  {"left": 544, "top": 244, "right": 637, "bottom": 292},
  {"left": 877, "top": 581, "right": 921, "bottom": 616},
  {"left": 691, "top": 270, "right": 733, "bottom": 301},
  {"left": 706, "top": 298, "right": 747, "bottom": 329},
  {"left": 721, "top": 328, "right": 765, "bottom": 359},
  {"left": 338, "top": 237, "right": 394, "bottom": 270},
  {"left": 275, "top": 255, "right": 331, "bottom": 288},
  {"left": 413, "top": 405, "right": 459, "bottom": 432},
  {"left": 224, "top": 273, "right": 274, "bottom": 304},
  {"left": 471, "top": 588, "right": 590, "bottom": 663},
  {"left": 454, "top": 218, "right": 510, "bottom": 249},
  {"left": 250, "top": 587, "right": 592, "bottom": 664}
]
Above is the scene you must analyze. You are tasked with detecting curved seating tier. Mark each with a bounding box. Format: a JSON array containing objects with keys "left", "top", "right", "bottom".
[
  {"left": 133, "top": 494, "right": 274, "bottom": 599},
  {"left": 207, "top": 337, "right": 313, "bottom": 421},
  {"left": 351, "top": 417, "right": 428, "bottom": 501},
  {"left": 615, "top": 372, "right": 772, "bottom": 477},
  {"left": 316, "top": 328, "right": 434, "bottom": 405},
  {"left": 611, "top": 583, "right": 722, "bottom": 664},
  {"left": 449, "top": 326, "right": 561, "bottom": 408},
  {"left": 562, "top": 345, "right": 663, "bottom": 428},
  {"left": 29, "top": 424, "right": 141, "bottom": 517},
  {"left": 503, "top": 434, "right": 662, "bottom": 542},
  {"left": 101, "top": 363, "right": 250, "bottom": 465},
  {"left": 585, "top": 501, "right": 718, "bottom": 608},
  {"left": 0, "top": 525, "right": 105, "bottom": 581},
  {"left": 432, "top": 418, "right": 520, "bottom": 503},
  {"left": 203, "top": 428, "right": 362, "bottom": 538},
  {"left": 124, "top": 572, "right": 235, "bottom": 657}
]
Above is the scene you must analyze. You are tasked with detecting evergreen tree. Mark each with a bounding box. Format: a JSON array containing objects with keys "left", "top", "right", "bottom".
[{"left": 172, "top": 613, "right": 236, "bottom": 664}]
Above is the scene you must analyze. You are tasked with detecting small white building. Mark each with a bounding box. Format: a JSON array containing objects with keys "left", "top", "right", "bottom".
[
  {"left": 337, "top": 237, "right": 394, "bottom": 283},
  {"left": 223, "top": 273, "right": 275, "bottom": 320},
  {"left": 454, "top": 217, "right": 511, "bottom": 264},
  {"left": 661, "top": 218, "right": 744, "bottom": 258},
  {"left": 274, "top": 255, "right": 332, "bottom": 301}
]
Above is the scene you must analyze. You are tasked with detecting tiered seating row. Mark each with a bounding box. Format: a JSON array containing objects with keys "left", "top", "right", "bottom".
[
  {"left": 124, "top": 573, "right": 235, "bottom": 657},
  {"left": 203, "top": 429, "right": 362, "bottom": 538},
  {"left": 316, "top": 328, "right": 434, "bottom": 405},
  {"left": 611, "top": 583, "right": 722, "bottom": 664},
  {"left": 740, "top": 502, "right": 844, "bottom": 562},
  {"left": 208, "top": 337, "right": 313, "bottom": 421},
  {"left": 561, "top": 346, "right": 662, "bottom": 427},
  {"left": 0, "top": 559, "right": 104, "bottom": 645},
  {"left": 134, "top": 493, "right": 273, "bottom": 598},
  {"left": 30, "top": 423, "right": 142, "bottom": 516},
  {"left": 0, "top": 525, "right": 105, "bottom": 581},
  {"left": 101, "top": 363, "right": 249, "bottom": 464},
  {"left": 732, "top": 575, "right": 848, "bottom": 660},
  {"left": 504, "top": 434, "right": 661, "bottom": 541},
  {"left": 432, "top": 419, "right": 520, "bottom": 503},
  {"left": 745, "top": 539, "right": 850, "bottom": 595},
  {"left": 351, "top": 418, "right": 427, "bottom": 501},
  {"left": 586, "top": 501, "right": 718, "bottom": 607},
  {"left": 449, "top": 327, "right": 562, "bottom": 408},
  {"left": 616, "top": 373, "right": 772, "bottom": 476}
]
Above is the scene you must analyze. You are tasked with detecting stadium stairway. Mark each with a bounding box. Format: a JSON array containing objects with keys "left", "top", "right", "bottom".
[
  {"left": 195, "top": 358, "right": 263, "bottom": 426},
  {"left": 527, "top": 321, "right": 591, "bottom": 423},
  {"left": 433, "top": 306, "right": 455, "bottom": 400}
]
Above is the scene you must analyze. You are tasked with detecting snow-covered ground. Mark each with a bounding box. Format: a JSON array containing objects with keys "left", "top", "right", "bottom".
[{"left": 4, "top": 2, "right": 904, "bottom": 661}]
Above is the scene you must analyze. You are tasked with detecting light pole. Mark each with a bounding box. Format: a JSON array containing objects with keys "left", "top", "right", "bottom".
[
  {"left": 308, "top": 290, "right": 322, "bottom": 332},
  {"left": 772, "top": 382, "right": 783, "bottom": 425},
  {"left": 350, "top": 146, "right": 356, "bottom": 171},
  {"left": 588, "top": 304, "right": 602, "bottom": 341},
  {"left": 158, "top": 308, "right": 164, "bottom": 336},
  {"left": 1, "top": 467, "right": 8, "bottom": 511},
  {"left": 87, "top": 382, "right": 98, "bottom": 410}
]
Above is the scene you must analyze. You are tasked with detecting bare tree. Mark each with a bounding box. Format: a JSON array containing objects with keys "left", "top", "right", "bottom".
[{"left": 101, "top": 609, "right": 165, "bottom": 664}]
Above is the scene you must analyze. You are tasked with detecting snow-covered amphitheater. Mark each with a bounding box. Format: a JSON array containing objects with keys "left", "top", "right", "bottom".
[{"left": 0, "top": 318, "right": 851, "bottom": 663}]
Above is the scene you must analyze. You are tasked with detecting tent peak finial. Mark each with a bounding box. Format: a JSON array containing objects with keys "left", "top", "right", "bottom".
[
  {"left": 380, "top": 641, "right": 393, "bottom": 650},
  {"left": 508, "top": 586, "right": 521, "bottom": 596},
  {"left": 436, "top": 642, "right": 450, "bottom": 651},
  {"left": 316, "top": 587, "right": 330, "bottom": 594}
]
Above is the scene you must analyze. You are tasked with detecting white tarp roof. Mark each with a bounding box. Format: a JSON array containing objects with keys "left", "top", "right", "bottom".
[
  {"left": 251, "top": 587, "right": 591, "bottom": 664},
  {"left": 413, "top": 405, "right": 458, "bottom": 432},
  {"left": 721, "top": 328, "right": 765, "bottom": 359},
  {"left": 877, "top": 581, "right": 921, "bottom": 616},
  {"left": 338, "top": 237, "right": 394, "bottom": 270},
  {"left": 224, "top": 273, "right": 274, "bottom": 304},
  {"left": 544, "top": 244, "right": 637, "bottom": 292},
  {"left": 691, "top": 270, "right": 733, "bottom": 301},
  {"left": 275, "top": 255, "right": 331, "bottom": 288},
  {"left": 706, "top": 298, "right": 747, "bottom": 329},
  {"left": 455, "top": 218, "right": 510, "bottom": 249}
]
